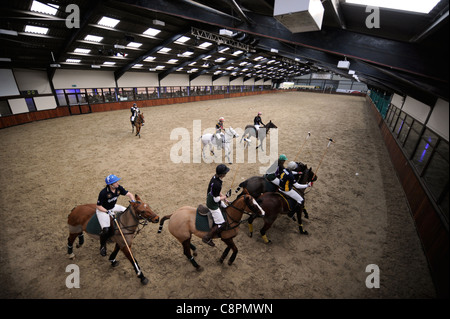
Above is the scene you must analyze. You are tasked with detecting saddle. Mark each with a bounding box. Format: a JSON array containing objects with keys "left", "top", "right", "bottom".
[
  {"left": 195, "top": 205, "right": 227, "bottom": 232},
  {"left": 86, "top": 213, "right": 117, "bottom": 236}
]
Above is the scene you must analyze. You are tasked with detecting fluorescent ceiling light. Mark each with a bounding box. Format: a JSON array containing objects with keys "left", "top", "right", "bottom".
[
  {"left": 167, "top": 59, "right": 178, "bottom": 64},
  {"left": 190, "top": 68, "right": 199, "bottom": 72},
  {"left": 143, "top": 27, "right": 161, "bottom": 36},
  {"left": 219, "top": 47, "right": 229, "bottom": 53},
  {"left": 345, "top": 0, "right": 440, "bottom": 14},
  {"left": 132, "top": 64, "right": 143, "bottom": 68},
  {"left": 66, "top": 59, "right": 81, "bottom": 63},
  {"left": 157, "top": 47, "right": 171, "bottom": 53},
  {"left": 175, "top": 36, "right": 190, "bottom": 44},
  {"left": 155, "top": 65, "right": 165, "bottom": 69},
  {"left": 31, "top": 0, "right": 58, "bottom": 15},
  {"left": 254, "top": 56, "right": 264, "bottom": 61},
  {"left": 98, "top": 17, "right": 120, "bottom": 28},
  {"left": 233, "top": 50, "right": 244, "bottom": 55},
  {"left": 215, "top": 57, "right": 226, "bottom": 62},
  {"left": 0, "top": 57, "right": 12, "bottom": 62},
  {"left": 74, "top": 48, "right": 91, "bottom": 54},
  {"left": 199, "top": 42, "right": 212, "bottom": 48},
  {"left": 84, "top": 35, "right": 103, "bottom": 42},
  {"left": 127, "top": 42, "right": 142, "bottom": 48},
  {"left": 103, "top": 61, "right": 116, "bottom": 65},
  {"left": 144, "top": 56, "right": 156, "bottom": 62},
  {"left": 24, "top": 25, "right": 49, "bottom": 34}
]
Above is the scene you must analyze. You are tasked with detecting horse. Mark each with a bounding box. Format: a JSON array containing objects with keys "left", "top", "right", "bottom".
[
  {"left": 157, "top": 191, "right": 265, "bottom": 271},
  {"left": 243, "top": 165, "right": 318, "bottom": 242},
  {"left": 240, "top": 120, "right": 277, "bottom": 151},
  {"left": 66, "top": 194, "right": 159, "bottom": 285},
  {"left": 198, "top": 127, "right": 239, "bottom": 164},
  {"left": 131, "top": 112, "right": 145, "bottom": 138}
]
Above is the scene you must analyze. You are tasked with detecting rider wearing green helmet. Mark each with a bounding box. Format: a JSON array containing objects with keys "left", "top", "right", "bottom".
[{"left": 265, "top": 154, "right": 288, "bottom": 185}]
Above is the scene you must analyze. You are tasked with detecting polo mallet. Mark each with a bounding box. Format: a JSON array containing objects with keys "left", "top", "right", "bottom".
[
  {"left": 113, "top": 217, "right": 141, "bottom": 276},
  {"left": 226, "top": 164, "right": 240, "bottom": 197},
  {"left": 311, "top": 138, "right": 334, "bottom": 182},
  {"left": 293, "top": 132, "right": 311, "bottom": 162}
]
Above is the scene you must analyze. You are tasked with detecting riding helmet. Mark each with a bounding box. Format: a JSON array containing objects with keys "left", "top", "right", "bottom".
[
  {"left": 105, "top": 174, "right": 121, "bottom": 185},
  {"left": 216, "top": 164, "right": 230, "bottom": 175},
  {"left": 287, "top": 161, "right": 298, "bottom": 171},
  {"left": 279, "top": 154, "right": 287, "bottom": 161}
]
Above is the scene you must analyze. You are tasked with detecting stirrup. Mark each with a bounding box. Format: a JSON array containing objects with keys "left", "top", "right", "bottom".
[{"left": 202, "top": 237, "right": 215, "bottom": 247}]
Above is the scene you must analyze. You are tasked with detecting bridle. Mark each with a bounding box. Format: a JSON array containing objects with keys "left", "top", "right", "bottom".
[
  {"left": 114, "top": 202, "right": 155, "bottom": 236},
  {"left": 224, "top": 195, "right": 263, "bottom": 230}
]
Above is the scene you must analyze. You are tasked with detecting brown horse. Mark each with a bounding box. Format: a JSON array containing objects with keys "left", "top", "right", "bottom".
[
  {"left": 131, "top": 112, "right": 145, "bottom": 138},
  {"left": 246, "top": 166, "right": 318, "bottom": 243},
  {"left": 157, "top": 192, "right": 265, "bottom": 271},
  {"left": 67, "top": 194, "right": 159, "bottom": 285}
]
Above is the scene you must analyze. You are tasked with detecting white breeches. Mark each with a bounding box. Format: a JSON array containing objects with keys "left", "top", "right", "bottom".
[
  {"left": 209, "top": 207, "right": 226, "bottom": 225},
  {"left": 279, "top": 189, "right": 304, "bottom": 205},
  {"left": 270, "top": 178, "right": 280, "bottom": 186},
  {"left": 254, "top": 125, "right": 260, "bottom": 131},
  {"left": 96, "top": 204, "right": 126, "bottom": 228}
]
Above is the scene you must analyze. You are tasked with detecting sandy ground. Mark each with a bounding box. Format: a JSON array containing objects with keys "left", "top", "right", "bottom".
[{"left": 0, "top": 92, "right": 436, "bottom": 299}]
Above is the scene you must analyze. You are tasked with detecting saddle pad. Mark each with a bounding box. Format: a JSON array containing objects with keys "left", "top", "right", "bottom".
[
  {"left": 86, "top": 213, "right": 102, "bottom": 235},
  {"left": 195, "top": 206, "right": 227, "bottom": 232}
]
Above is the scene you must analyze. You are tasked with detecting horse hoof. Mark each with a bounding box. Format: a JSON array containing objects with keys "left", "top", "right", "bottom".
[
  {"left": 110, "top": 260, "right": 120, "bottom": 267},
  {"left": 227, "top": 260, "right": 234, "bottom": 266},
  {"left": 300, "top": 230, "right": 309, "bottom": 235},
  {"left": 249, "top": 232, "right": 253, "bottom": 238},
  {"left": 196, "top": 266, "right": 204, "bottom": 272},
  {"left": 68, "top": 253, "right": 75, "bottom": 259}
]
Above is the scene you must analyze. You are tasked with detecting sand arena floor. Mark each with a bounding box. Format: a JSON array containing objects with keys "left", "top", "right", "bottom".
[{"left": 0, "top": 91, "right": 436, "bottom": 298}]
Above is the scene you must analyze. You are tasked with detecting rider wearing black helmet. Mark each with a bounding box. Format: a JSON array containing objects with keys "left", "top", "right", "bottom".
[{"left": 203, "top": 164, "right": 230, "bottom": 246}]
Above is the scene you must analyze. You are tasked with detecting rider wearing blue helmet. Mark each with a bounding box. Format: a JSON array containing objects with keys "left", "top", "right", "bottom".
[{"left": 96, "top": 174, "right": 136, "bottom": 256}]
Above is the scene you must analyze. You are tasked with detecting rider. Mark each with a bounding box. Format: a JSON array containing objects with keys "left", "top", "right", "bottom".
[
  {"left": 96, "top": 174, "right": 136, "bottom": 256},
  {"left": 266, "top": 154, "right": 288, "bottom": 186},
  {"left": 130, "top": 103, "right": 140, "bottom": 124},
  {"left": 254, "top": 111, "right": 265, "bottom": 137},
  {"left": 278, "top": 161, "right": 311, "bottom": 217},
  {"left": 214, "top": 117, "right": 225, "bottom": 147},
  {"left": 203, "top": 164, "right": 230, "bottom": 247}
]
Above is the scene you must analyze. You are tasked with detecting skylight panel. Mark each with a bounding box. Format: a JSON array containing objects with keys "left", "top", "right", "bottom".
[
  {"left": 74, "top": 48, "right": 91, "bottom": 54},
  {"left": 84, "top": 35, "right": 103, "bottom": 42},
  {"left": 143, "top": 27, "right": 161, "bottom": 36},
  {"left": 24, "top": 25, "right": 49, "bottom": 35},
  {"left": 175, "top": 36, "right": 190, "bottom": 44},
  {"left": 157, "top": 47, "right": 171, "bottom": 54},
  {"left": 199, "top": 42, "right": 212, "bottom": 48},
  {"left": 30, "top": 1, "right": 58, "bottom": 15},
  {"left": 127, "top": 42, "right": 142, "bottom": 48},
  {"left": 98, "top": 17, "right": 120, "bottom": 28},
  {"left": 66, "top": 59, "right": 81, "bottom": 63},
  {"left": 345, "top": 0, "right": 440, "bottom": 14}
]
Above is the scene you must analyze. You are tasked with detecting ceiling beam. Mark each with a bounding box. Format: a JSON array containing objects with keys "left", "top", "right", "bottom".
[{"left": 114, "top": 29, "right": 190, "bottom": 81}]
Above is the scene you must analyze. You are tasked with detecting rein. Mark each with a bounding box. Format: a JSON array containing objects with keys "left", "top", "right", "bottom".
[
  {"left": 114, "top": 203, "right": 149, "bottom": 237},
  {"left": 224, "top": 196, "right": 259, "bottom": 230}
]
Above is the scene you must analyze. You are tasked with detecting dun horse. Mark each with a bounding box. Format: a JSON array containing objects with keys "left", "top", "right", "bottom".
[
  {"left": 157, "top": 192, "right": 265, "bottom": 271},
  {"left": 66, "top": 194, "right": 159, "bottom": 284},
  {"left": 131, "top": 113, "right": 145, "bottom": 138}
]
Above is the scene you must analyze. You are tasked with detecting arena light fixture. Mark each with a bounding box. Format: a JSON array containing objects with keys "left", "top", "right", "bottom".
[
  {"left": 345, "top": 0, "right": 440, "bottom": 14},
  {"left": 24, "top": 25, "right": 49, "bottom": 34},
  {"left": 98, "top": 17, "right": 120, "bottom": 28},
  {"left": 31, "top": 0, "right": 58, "bottom": 15}
]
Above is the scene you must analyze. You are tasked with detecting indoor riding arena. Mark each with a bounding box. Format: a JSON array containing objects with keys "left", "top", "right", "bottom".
[{"left": 0, "top": 0, "right": 448, "bottom": 303}]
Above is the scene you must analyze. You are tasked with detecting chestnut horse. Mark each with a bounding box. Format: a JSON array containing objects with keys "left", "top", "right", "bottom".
[
  {"left": 131, "top": 113, "right": 145, "bottom": 138},
  {"left": 157, "top": 192, "right": 265, "bottom": 271},
  {"left": 245, "top": 166, "right": 318, "bottom": 243},
  {"left": 67, "top": 194, "right": 159, "bottom": 285}
]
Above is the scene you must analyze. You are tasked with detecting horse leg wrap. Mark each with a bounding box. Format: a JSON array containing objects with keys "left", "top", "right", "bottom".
[
  {"left": 189, "top": 256, "right": 200, "bottom": 269},
  {"left": 77, "top": 234, "right": 84, "bottom": 247},
  {"left": 67, "top": 244, "right": 73, "bottom": 255},
  {"left": 248, "top": 223, "right": 253, "bottom": 237},
  {"left": 261, "top": 234, "right": 270, "bottom": 244}
]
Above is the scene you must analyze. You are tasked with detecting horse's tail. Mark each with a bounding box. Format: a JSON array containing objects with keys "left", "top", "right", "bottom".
[{"left": 157, "top": 214, "right": 172, "bottom": 233}]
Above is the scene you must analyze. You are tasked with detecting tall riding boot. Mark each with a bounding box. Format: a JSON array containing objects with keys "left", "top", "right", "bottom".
[
  {"left": 202, "top": 224, "right": 220, "bottom": 247},
  {"left": 99, "top": 227, "right": 110, "bottom": 256}
]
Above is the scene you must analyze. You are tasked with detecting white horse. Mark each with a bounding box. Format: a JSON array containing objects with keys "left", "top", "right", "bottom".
[{"left": 199, "top": 127, "right": 239, "bottom": 164}]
